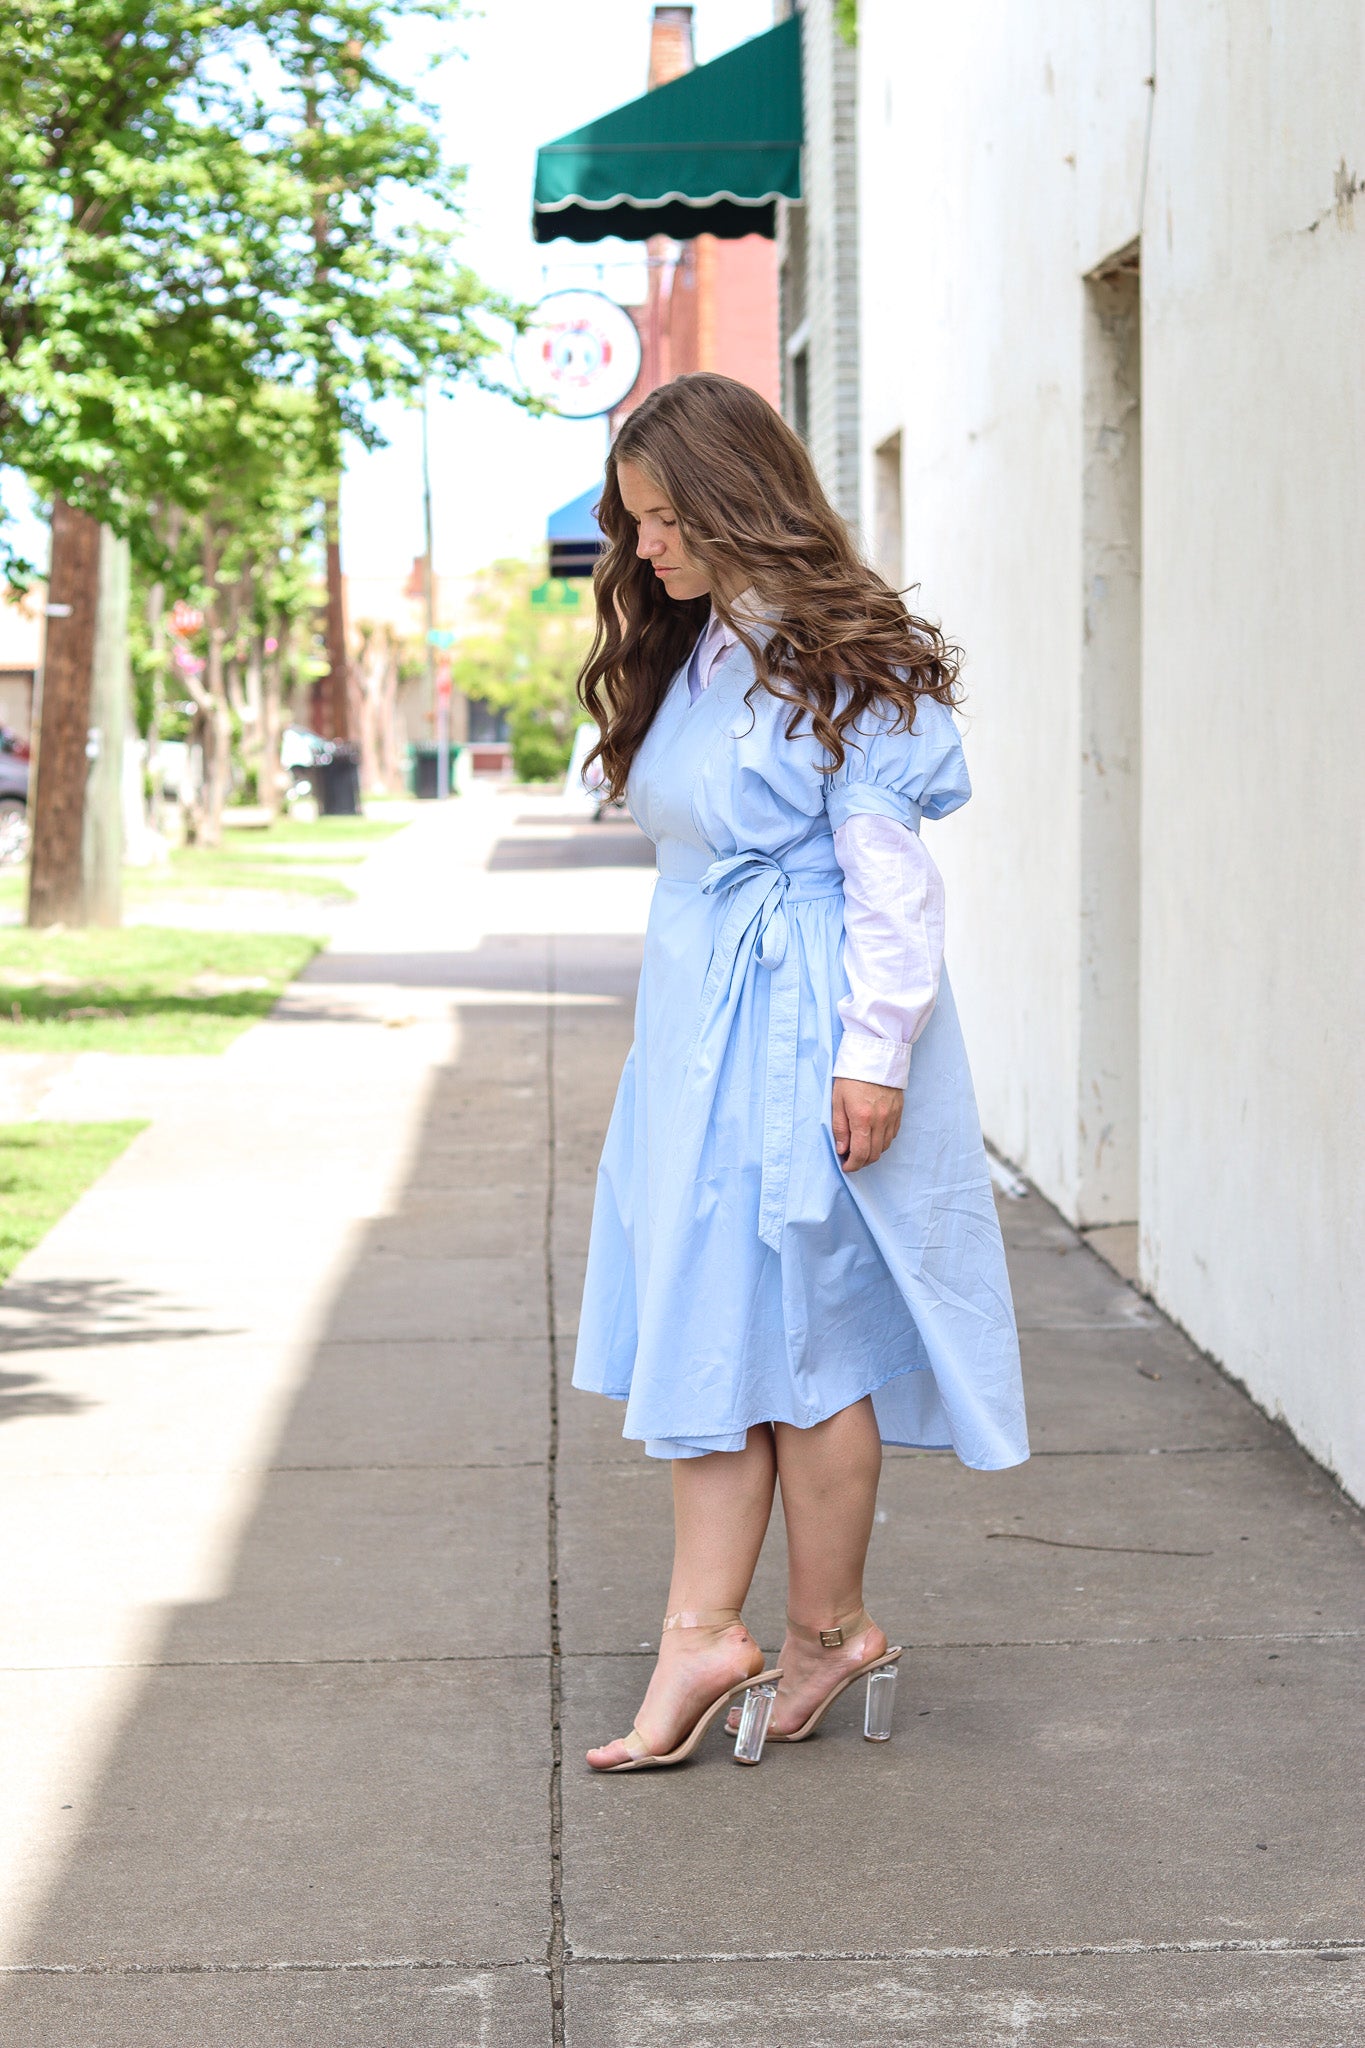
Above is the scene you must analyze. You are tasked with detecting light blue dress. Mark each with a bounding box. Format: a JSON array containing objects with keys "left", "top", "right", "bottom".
[{"left": 572, "top": 634, "right": 1029, "bottom": 1470}]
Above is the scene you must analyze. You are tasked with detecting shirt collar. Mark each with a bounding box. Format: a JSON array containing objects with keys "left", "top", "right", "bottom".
[{"left": 706, "top": 587, "right": 761, "bottom": 652}]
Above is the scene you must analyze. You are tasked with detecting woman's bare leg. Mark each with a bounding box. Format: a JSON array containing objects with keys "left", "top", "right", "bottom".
[
  {"left": 730, "top": 1396, "right": 887, "bottom": 1736},
  {"left": 586, "top": 1424, "right": 776, "bottom": 1768}
]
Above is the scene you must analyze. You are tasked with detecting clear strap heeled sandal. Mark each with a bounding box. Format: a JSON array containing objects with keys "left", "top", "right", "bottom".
[
  {"left": 593, "top": 1608, "right": 783, "bottom": 1773},
  {"left": 763, "top": 1607, "right": 904, "bottom": 1744}
]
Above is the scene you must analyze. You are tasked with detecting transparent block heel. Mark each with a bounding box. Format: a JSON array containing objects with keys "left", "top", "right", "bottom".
[
  {"left": 732, "top": 1680, "right": 778, "bottom": 1765},
  {"left": 863, "top": 1662, "right": 898, "bottom": 1741}
]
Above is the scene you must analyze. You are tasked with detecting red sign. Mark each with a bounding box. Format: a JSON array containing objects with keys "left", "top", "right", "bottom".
[{"left": 169, "top": 601, "right": 204, "bottom": 638}]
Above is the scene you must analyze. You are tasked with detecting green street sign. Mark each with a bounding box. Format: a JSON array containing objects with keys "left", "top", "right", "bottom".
[
  {"left": 530, "top": 579, "right": 583, "bottom": 610},
  {"left": 427, "top": 628, "right": 456, "bottom": 648}
]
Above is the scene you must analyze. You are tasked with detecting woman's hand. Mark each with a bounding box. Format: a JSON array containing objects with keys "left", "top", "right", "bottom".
[{"left": 832, "top": 1078, "right": 904, "bottom": 1172}]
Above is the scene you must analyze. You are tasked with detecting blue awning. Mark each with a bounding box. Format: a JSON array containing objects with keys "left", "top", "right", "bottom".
[{"left": 547, "top": 483, "right": 604, "bottom": 579}]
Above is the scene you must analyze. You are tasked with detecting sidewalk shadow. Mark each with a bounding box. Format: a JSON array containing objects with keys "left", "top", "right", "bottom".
[
  {"left": 0, "top": 1364, "right": 91, "bottom": 1422},
  {"left": 0, "top": 915, "right": 640, "bottom": 2046},
  {"left": 487, "top": 828, "right": 656, "bottom": 871},
  {"left": 0, "top": 1276, "right": 223, "bottom": 1357}
]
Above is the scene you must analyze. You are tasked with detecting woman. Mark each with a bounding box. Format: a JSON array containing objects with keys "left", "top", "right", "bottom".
[{"left": 573, "top": 374, "right": 1028, "bottom": 1774}]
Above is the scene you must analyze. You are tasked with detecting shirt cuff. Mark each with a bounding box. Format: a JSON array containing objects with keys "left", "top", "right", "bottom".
[
  {"left": 825, "top": 783, "right": 923, "bottom": 834},
  {"left": 833, "top": 1028, "right": 912, "bottom": 1089}
]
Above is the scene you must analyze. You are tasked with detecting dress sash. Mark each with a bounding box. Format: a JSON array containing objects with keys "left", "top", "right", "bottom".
[{"left": 683, "top": 851, "right": 842, "bottom": 1253}]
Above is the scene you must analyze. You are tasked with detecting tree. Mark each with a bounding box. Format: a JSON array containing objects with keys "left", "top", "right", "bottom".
[
  {"left": 0, "top": 1, "right": 244, "bottom": 917},
  {"left": 25, "top": 502, "right": 101, "bottom": 923},
  {"left": 451, "top": 561, "right": 594, "bottom": 782},
  {"left": 135, "top": 383, "right": 333, "bottom": 843},
  {"left": 0, "top": 0, "right": 525, "bottom": 914},
  {"left": 351, "top": 617, "right": 411, "bottom": 795}
]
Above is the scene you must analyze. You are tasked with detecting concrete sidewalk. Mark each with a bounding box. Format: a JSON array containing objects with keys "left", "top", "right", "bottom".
[{"left": 0, "top": 795, "right": 1360, "bottom": 2047}]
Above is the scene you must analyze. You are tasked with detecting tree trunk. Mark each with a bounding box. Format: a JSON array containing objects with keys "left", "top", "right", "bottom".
[
  {"left": 144, "top": 502, "right": 182, "bottom": 840},
  {"left": 222, "top": 573, "right": 247, "bottom": 716},
  {"left": 145, "top": 574, "right": 166, "bottom": 836},
  {"left": 27, "top": 498, "right": 102, "bottom": 925},
  {"left": 260, "top": 621, "right": 285, "bottom": 821},
  {"left": 197, "top": 618, "right": 232, "bottom": 846},
  {"left": 381, "top": 641, "right": 401, "bottom": 790},
  {"left": 355, "top": 623, "right": 383, "bottom": 794},
  {"left": 242, "top": 627, "right": 264, "bottom": 806},
  {"left": 316, "top": 482, "right": 350, "bottom": 741},
  {"left": 183, "top": 523, "right": 232, "bottom": 848}
]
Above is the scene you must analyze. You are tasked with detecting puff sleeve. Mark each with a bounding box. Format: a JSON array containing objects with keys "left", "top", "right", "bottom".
[{"left": 822, "top": 695, "right": 971, "bottom": 832}]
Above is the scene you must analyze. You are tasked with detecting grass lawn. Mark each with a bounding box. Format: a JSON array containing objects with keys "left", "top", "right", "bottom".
[
  {"left": 127, "top": 849, "right": 358, "bottom": 902},
  {"left": 0, "top": 1121, "right": 147, "bottom": 1283},
  {"left": 235, "top": 814, "right": 410, "bottom": 843},
  {"left": 0, "top": 812, "right": 411, "bottom": 919},
  {"left": 129, "top": 811, "right": 411, "bottom": 905},
  {"left": 0, "top": 928, "right": 321, "bottom": 1053}
]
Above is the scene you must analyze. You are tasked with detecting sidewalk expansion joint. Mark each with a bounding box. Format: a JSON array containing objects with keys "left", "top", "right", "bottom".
[
  {"left": 3, "top": 1460, "right": 551, "bottom": 1481},
  {"left": 5, "top": 1938, "right": 1361, "bottom": 1979},
  {"left": 0, "top": 1652, "right": 552, "bottom": 1673},
  {"left": 294, "top": 1333, "right": 553, "bottom": 1347},
  {"left": 557, "top": 1628, "right": 1362, "bottom": 1660},
  {"left": 987, "top": 1445, "right": 1269, "bottom": 1463},
  {"left": 1027, "top": 1444, "right": 1263, "bottom": 1458},
  {"left": 20, "top": 1624, "right": 1361, "bottom": 1681},
  {"left": 544, "top": 933, "right": 567, "bottom": 2048},
  {"left": 0, "top": 1958, "right": 548, "bottom": 1979},
  {"left": 266, "top": 1460, "right": 549, "bottom": 1474},
  {"left": 566, "top": 1937, "right": 1365, "bottom": 1968},
  {"left": 568, "top": 1444, "right": 1266, "bottom": 1470}
]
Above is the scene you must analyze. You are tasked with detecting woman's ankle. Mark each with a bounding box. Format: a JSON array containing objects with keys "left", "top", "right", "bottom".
[
  {"left": 659, "top": 1609, "right": 755, "bottom": 1650},
  {"left": 785, "top": 1602, "right": 874, "bottom": 1642}
]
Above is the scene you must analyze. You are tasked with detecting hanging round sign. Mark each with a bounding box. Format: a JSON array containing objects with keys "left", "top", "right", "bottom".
[{"left": 514, "top": 289, "right": 643, "bottom": 420}]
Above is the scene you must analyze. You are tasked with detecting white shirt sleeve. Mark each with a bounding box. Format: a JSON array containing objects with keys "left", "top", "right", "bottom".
[{"left": 831, "top": 811, "right": 945, "bottom": 1089}]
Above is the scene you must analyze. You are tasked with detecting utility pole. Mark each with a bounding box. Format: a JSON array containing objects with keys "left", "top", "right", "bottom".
[
  {"left": 321, "top": 485, "right": 351, "bottom": 743},
  {"left": 307, "top": 51, "right": 351, "bottom": 746},
  {"left": 421, "top": 379, "right": 449, "bottom": 799},
  {"left": 27, "top": 498, "right": 102, "bottom": 926},
  {"left": 82, "top": 528, "right": 131, "bottom": 924}
]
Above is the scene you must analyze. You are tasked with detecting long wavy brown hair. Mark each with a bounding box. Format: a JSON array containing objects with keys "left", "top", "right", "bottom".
[{"left": 578, "top": 372, "right": 961, "bottom": 799}]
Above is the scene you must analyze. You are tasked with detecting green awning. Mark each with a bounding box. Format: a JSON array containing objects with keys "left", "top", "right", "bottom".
[{"left": 532, "top": 16, "right": 802, "bottom": 245}]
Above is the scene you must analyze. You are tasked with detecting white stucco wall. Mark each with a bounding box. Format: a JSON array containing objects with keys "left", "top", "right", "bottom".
[
  {"left": 1137, "top": 6, "right": 1365, "bottom": 1496},
  {"left": 858, "top": 1, "right": 1365, "bottom": 1497}
]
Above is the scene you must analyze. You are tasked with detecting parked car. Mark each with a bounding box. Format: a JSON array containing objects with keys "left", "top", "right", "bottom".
[{"left": 0, "top": 724, "right": 30, "bottom": 865}]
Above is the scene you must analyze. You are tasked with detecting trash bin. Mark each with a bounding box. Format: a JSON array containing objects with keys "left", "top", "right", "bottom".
[
  {"left": 407, "top": 743, "right": 464, "bottom": 799},
  {"left": 318, "top": 740, "right": 361, "bottom": 816},
  {"left": 407, "top": 745, "right": 430, "bottom": 799}
]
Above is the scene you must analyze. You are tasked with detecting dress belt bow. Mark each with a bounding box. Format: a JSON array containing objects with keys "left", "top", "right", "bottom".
[{"left": 696, "top": 851, "right": 838, "bottom": 1252}]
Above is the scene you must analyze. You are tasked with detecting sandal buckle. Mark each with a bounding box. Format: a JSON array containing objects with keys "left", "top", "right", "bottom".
[{"left": 819, "top": 1626, "right": 844, "bottom": 1648}]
